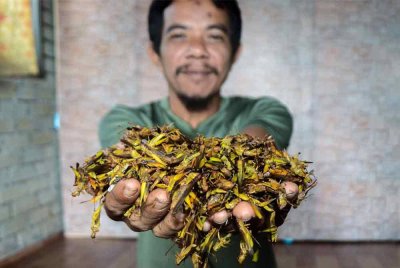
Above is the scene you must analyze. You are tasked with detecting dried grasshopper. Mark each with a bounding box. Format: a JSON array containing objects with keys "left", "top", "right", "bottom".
[{"left": 71, "top": 125, "right": 317, "bottom": 266}]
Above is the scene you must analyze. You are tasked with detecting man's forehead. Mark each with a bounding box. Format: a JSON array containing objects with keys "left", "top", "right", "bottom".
[{"left": 163, "top": 0, "right": 229, "bottom": 30}]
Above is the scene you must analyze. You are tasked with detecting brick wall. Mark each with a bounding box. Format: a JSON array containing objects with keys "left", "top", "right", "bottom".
[
  {"left": 0, "top": 1, "right": 62, "bottom": 259},
  {"left": 58, "top": 0, "right": 139, "bottom": 238},
  {"left": 59, "top": 0, "right": 399, "bottom": 240}
]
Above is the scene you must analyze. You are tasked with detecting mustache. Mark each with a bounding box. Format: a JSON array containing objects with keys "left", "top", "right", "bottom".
[{"left": 175, "top": 64, "right": 219, "bottom": 76}]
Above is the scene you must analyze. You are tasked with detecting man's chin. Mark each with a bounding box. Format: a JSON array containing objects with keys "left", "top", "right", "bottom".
[{"left": 176, "top": 91, "right": 219, "bottom": 112}]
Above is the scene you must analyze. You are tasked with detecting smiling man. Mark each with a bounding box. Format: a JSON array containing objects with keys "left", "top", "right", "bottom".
[
  {"left": 99, "top": 1, "right": 293, "bottom": 267},
  {"left": 147, "top": 0, "right": 241, "bottom": 129}
]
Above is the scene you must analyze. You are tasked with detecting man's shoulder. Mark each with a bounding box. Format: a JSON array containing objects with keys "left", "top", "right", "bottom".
[
  {"left": 99, "top": 99, "right": 165, "bottom": 147},
  {"left": 104, "top": 100, "right": 166, "bottom": 116},
  {"left": 110, "top": 99, "right": 163, "bottom": 115},
  {"left": 225, "top": 95, "right": 287, "bottom": 110},
  {"left": 100, "top": 99, "right": 165, "bottom": 129}
]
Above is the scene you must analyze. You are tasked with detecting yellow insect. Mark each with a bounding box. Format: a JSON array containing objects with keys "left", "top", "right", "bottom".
[
  {"left": 90, "top": 203, "right": 103, "bottom": 238},
  {"left": 176, "top": 244, "right": 197, "bottom": 264},
  {"left": 213, "top": 233, "right": 232, "bottom": 251}
]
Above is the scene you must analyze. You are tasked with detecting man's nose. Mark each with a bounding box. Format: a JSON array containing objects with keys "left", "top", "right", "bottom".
[{"left": 186, "top": 38, "right": 209, "bottom": 59}]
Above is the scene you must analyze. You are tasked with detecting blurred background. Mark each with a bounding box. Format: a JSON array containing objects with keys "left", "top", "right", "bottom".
[{"left": 0, "top": 0, "right": 399, "bottom": 267}]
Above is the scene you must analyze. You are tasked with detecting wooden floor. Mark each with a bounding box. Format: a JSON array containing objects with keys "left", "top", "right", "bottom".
[{"left": 1, "top": 237, "right": 399, "bottom": 268}]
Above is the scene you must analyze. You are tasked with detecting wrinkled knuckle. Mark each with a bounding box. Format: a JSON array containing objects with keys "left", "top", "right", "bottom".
[
  {"left": 104, "top": 207, "right": 121, "bottom": 221},
  {"left": 104, "top": 202, "right": 123, "bottom": 221},
  {"left": 142, "top": 202, "right": 169, "bottom": 218},
  {"left": 141, "top": 208, "right": 168, "bottom": 226},
  {"left": 142, "top": 213, "right": 164, "bottom": 225},
  {"left": 167, "top": 219, "right": 184, "bottom": 232},
  {"left": 126, "top": 218, "right": 151, "bottom": 232},
  {"left": 108, "top": 190, "right": 127, "bottom": 205},
  {"left": 152, "top": 224, "right": 171, "bottom": 238}
]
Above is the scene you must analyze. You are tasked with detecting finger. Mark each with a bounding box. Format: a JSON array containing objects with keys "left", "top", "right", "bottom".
[
  {"left": 152, "top": 211, "right": 186, "bottom": 238},
  {"left": 271, "top": 182, "right": 298, "bottom": 227},
  {"left": 125, "top": 189, "right": 170, "bottom": 231},
  {"left": 274, "top": 181, "right": 298, "bottom": 226},
  {"left": 281, "top": 181, "right": 299, "bottom": 201},
  {"left": 209, "top": 210, "right": 231, "bottom": 225},
  {"left": 202, "top": 220, "right": 212, "bottom": 232},
  {"left": 232, "top": 201, "right": 255, "bottom": 222},
  {"left": 104, "top": 179, "right": 140, "bottom": 220},
  {"left": 140, "top": 189, "right": 170, "bottom": 226}
]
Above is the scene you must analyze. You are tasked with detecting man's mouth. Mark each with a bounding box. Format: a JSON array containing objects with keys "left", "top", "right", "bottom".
[
  {"left": 183, "top": 70, "right": 213, "bottom": 76},
  {"left": 181, "top": 71, "right": 215, "bottom": 83},
  {"left": 176, "top": 64, "right": 219, "bottom": 77}
]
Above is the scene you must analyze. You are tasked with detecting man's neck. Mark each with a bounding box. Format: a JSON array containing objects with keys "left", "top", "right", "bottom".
[{"left": 168, "top": 92, "right": 221, "bottom": 129}]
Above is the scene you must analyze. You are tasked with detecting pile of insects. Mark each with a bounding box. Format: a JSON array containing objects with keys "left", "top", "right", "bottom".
[{"left": 71, "top": 125, "right": 316, "bottom": 267}]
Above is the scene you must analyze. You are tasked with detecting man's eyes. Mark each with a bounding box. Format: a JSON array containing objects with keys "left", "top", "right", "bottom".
[
  {"left": 167, "top": 33, "right": 226, "bottom": 42},
  {"left": 169, "top": 33, "right": 186, "bottom": 39},
  {"left": 208, "top": 34, "right": 225, "bottom": 41}
]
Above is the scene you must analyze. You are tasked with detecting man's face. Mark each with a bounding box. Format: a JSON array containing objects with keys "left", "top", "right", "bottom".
[{"left": 156, "top": 0, "right": 237, "bottom": 102}]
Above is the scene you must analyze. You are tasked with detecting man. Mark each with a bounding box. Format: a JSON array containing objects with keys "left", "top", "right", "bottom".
[{"left": 99, "top": 0, "right": 294, "bottom": 267}]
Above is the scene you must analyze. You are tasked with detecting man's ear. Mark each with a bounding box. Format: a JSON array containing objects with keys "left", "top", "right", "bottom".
[
  {"left": 232, "top": 44, "right": 242, "bottom": 64},
  {"left": 147, "top": 42, "right": 162, "bottom": 67}
]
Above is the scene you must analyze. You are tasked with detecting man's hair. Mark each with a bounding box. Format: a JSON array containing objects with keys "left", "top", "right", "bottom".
[{"left": 148, "top": 0, "right": 242, "bottom": 57}]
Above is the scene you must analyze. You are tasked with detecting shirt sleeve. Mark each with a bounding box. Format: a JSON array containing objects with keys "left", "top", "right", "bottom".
[
  {"left": 240, "top": 97, "right": 293, "bottom": 149},
  {"left": 98, "top": 105, "right": 151, "bottom": 148}
]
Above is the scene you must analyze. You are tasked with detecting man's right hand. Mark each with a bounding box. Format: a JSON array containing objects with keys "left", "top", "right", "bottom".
[{"left": 104, "top": 179, "right": 186, "bottom": 238}]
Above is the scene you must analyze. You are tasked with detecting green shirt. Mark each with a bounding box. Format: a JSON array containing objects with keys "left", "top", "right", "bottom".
[{"left": 99, "top": 96, "right": 293, "bottom": 268}]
